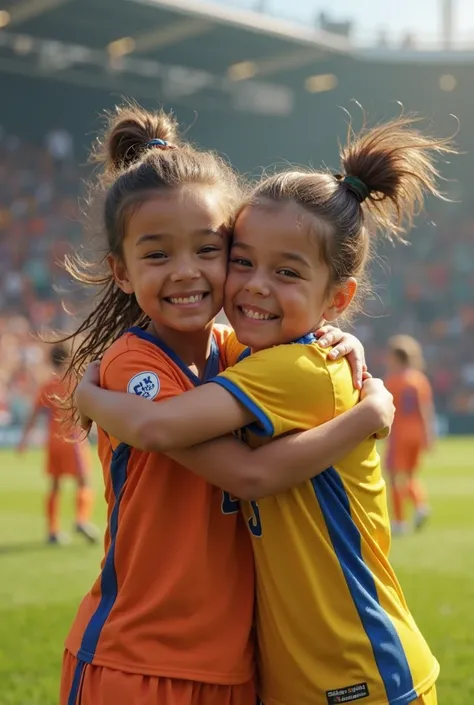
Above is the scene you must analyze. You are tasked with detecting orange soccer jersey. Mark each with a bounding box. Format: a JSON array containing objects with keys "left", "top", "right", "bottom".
[
  {"left": 64, "top": 326, "right": 255, "bottom": 687},
  {"left": 34, "top": 377, "right": 90, "bottom": 478},
  {"left": 385, "top": 369, "right": 433, "bottom": 472}
]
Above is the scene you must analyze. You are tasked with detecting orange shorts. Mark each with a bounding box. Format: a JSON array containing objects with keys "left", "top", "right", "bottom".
[
  {"left": 386, "top": 436, "right": 424, "bottom": 474},
  {"left": 46, "top": 441, "right": 90, "bottom": 479},
  {"left": 60, "top": 650, "right": 257, "bottom": 705}
]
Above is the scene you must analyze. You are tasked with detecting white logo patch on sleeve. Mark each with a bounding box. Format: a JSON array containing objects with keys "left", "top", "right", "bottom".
[{"left": 127, "top": 371, "right": 160, "bottom": 400}]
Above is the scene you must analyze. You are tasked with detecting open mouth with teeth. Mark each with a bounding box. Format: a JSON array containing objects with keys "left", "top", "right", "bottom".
[
  {"left": 238, "top": 305, "right": 278, "bottom": 321},
  {"left": 164, "top": 293, "right": 209, "bottom": 305}
]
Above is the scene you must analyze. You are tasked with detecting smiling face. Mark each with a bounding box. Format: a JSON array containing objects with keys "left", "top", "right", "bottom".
[
  {"left": 110, "top": 184, "right": 230, "bottom": 335},
  {"left": 224, "top": 200, "right": 356, "bottom": 350}
]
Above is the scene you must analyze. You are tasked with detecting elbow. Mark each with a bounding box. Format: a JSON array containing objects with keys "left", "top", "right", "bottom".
[
  {"left": 234, "top": 466, "right": 269, "bottom": 502},
  {"left": 135, "top": 419, "right": 169, "bottom": 453}
]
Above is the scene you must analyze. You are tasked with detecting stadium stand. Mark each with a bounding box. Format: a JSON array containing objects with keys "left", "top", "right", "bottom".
[{"left": 0, "top": 132, "right": 84, "bottom": 434}]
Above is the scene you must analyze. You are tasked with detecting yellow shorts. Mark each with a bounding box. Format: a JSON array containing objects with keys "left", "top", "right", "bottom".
[
  {"left": 258, "top": 685, "right": 437, "bottom": 705},
  {"left": 60, "top": 649, "right": 256, "bottom": 705}
]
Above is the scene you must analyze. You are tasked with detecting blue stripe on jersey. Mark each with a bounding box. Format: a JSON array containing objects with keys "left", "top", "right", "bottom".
[
  {"left": 76, "top": 443, "right": 130, "bottom": 662},
  {"left": 237, "top": 347, "right": 251, "bottom": 363},
  {"left": 67, "top": 659, "right": 86, "bottom": 705},
  {"left": 312, "top": 467, "right": 416, "bottom": 705},
  {"left": 210, "top": 377, "right": 274, "bottom": 436},
  {"left": 292, "top": 332, "right": 317, "bottom": 345}
]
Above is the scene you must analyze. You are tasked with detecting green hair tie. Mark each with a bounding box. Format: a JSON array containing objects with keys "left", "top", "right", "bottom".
[{"left": 342, "top": 175, "right": 370, "bottom": 203}]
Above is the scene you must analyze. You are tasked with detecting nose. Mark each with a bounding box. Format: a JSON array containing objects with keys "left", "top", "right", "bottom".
[
  {"left": 170, "top": 256, "right": 201, "bottom": 283},
  {"left": 244, "top": 269, "right": 271, "bottom": 297}
]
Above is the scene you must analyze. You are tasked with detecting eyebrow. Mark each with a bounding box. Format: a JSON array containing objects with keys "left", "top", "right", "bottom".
[
  {"left": 136, "top": 229, "right": 223, "bottom": 247},
  {"left": 232, "top": 240, "right": 311, "bottom": 268}
]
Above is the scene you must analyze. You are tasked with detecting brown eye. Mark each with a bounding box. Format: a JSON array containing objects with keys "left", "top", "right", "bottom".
[
  {"left": 230, "top": 257, "right": 252, "bottom": 267},
  {"left": 278, "top": 268, "right": 299, "bottom": 278},
  {"left": 145, "top": 251, "right": 167, "bottom": 260}
]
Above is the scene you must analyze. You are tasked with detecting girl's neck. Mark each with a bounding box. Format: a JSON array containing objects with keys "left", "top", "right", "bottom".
[{"left": 147, "top": 319, "right": 215, "bottom": 370}]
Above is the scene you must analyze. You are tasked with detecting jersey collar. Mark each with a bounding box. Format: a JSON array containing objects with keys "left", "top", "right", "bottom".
[
  {"left": 126, "top": 326, "right": 220, "bottom": 387},
  {"left": 237, "top": 331, "right": 317, "bottom": 362}
]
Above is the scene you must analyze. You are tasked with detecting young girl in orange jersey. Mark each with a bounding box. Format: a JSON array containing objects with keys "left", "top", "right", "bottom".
[
  {"left": 59, "top": 104, "right": 394, "bottom": 705},
  {"left": 17, "top": 343, "right": 98, "bottom": 545},
  {"left": 77, "top": 116, "right": 455, "bottom": 705},
  {"left": 385, "top": 335, "right": 435, "bottom": 534}
]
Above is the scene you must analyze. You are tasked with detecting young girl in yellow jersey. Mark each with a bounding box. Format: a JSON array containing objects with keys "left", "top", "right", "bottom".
[
  {"left": 60, "top": 103, "right": 394, "bottom": 705},
  {"left": 76, "top": 115, "right": 453, "bottom": 705}
]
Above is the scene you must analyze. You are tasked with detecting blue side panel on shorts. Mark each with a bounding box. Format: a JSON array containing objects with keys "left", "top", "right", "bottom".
[{"left": 67, "top": 660, "right": 86, "bottom": 705}]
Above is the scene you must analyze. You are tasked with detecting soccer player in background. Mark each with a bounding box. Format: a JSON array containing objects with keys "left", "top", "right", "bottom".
[
  {"left": 385, "top": 334, "right": 435, "bottom": 534},
  {"left": 17, "top": 343, "right": 98, "bottom": 545}
]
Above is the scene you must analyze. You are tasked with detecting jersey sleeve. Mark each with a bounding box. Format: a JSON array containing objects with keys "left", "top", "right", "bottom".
[
  {"left": 210, "top": 344, "right": 345, "bottom": 438},
  {"left": 211, "top": 323, "right": 233, "bottom": 348},
  {"left": 101, "top": 340, "right": 186, "bottom": 404},
  {"left": 219, "top": 329, "right": 247, "bottom": 369}
]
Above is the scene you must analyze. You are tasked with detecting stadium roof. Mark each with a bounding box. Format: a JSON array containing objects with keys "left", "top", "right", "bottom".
[{"left": 0, "top": 0, "right": 352, "bottom": 116}]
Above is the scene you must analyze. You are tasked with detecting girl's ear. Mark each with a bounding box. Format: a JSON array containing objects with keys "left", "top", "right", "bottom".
[
  {"left": 323, "top": 278, "right": 357, "bottom": 321},
  {"left": 108, "top": 254, "right": 134, "bottom": 295}
]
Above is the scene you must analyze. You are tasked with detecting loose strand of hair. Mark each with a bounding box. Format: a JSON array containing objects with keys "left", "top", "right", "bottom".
[{"left": 57, "top": 283, "right": 148, "bottom": 427}]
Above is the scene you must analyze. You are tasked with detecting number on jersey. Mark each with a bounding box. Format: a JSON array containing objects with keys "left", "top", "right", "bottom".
[
  {"left": 221, "top": 491, "right": 239, "bottom": 515},
  {"left": 221, "top": 491, "right": 263, "bottom": 537}
]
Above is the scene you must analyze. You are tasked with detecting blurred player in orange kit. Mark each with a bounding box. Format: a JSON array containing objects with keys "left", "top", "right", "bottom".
[
  {"left": 385, "top": 335, "right": 435, "bottom": 534},
  {"left": 17, "top": 343, "right": 99, "bottom": 545}
]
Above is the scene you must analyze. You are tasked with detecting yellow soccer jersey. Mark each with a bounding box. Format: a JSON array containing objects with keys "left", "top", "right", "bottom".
[{"left": 212, "top": 333, "right": 439, "bottom": 705}]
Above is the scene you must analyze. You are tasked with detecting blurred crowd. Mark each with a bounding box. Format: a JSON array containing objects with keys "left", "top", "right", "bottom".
[
  {"left": 1, "top": 134, "right": 473, "bottom": 430},
  {"left": 357, "top": 202, "right": 474, "bottom": 415},
  {"left": 0, "top": 131, "right": 85, "bottom": 427}
]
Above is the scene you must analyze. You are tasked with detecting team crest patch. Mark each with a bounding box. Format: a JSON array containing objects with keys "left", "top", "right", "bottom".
[{"left": 127, "top": 371, "right": 160, "bottom": 400}]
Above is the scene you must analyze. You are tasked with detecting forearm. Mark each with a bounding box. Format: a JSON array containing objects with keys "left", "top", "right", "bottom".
[
  {"left": 248, "top": 396, "right": 384, "bottom": 498},
  {"left": 421, "top": 401, "right": 435, "bottom": 441},
  {"left": 167, "top": 437, "right": 260, "bottom": 499},
  {"left": 18, "top": 410, "right": 38, "bottom": 446},
  {"left": 168, "top": 396, "right": 384, "bottom": 501},
  {"left": 78, "top": 385, "right": 154, "bottom": 448},
  {"left": 76, "top": 381, "right": 253, "bottom": 451}
]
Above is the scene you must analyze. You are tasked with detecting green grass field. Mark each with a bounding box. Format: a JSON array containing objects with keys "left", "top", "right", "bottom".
[{"left": 0, "top": 438, "right": 473, "bottom": 704}]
